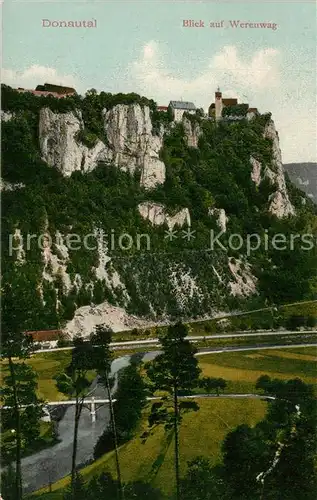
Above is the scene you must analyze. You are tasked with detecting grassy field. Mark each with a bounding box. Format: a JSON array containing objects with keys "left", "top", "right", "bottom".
[
  {"left": 198, "top": 347, "right": 317, "bottom": 394},
  {"left": 32, "top": 398, "right": 267, "bottom": 499},
  {"left": 30, "top": 346, "right": 316, "bottom": 498},
  {"left": 195, "top": 332, "right": 317, "bottom": 349},
  {"left": 0, "top": 351, "right": 73, "bottom": 402}
]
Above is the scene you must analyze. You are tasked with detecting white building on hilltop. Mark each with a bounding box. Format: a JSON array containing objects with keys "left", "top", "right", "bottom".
[{"left": 169, "top": 100, "right": 196, "bottom": 122}]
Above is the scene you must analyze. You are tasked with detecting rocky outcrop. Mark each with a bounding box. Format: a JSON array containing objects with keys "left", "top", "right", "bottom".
[
  {"left": 138, "top": 202, "right": 191, "bottom": 229},
  {"left": 42, "top": 231, "right": 72, "bottom": 294},
  {"left": 250, "top": 156, "right": 262, "bottom": 187},
  {"left": 104, "top": 104, "right": 166, "bottom": 189},
  {"left": 39, "top": 103, "right": 166, "bottom": 189},
  {"left": 228, "top": 258, "right": 258, "bottom": 297},
  {"left": 64, "top": 300, "right": 154, "bottom": 337},
  {"left": 39, "top": 108, "right": 108, "bottom": 176},
  {"left": 208, "top": 208, "right": 228, "bottom": 232},
  {"left": 249, "top": 122, "right": 295, "bottom": 218},
  {"left": 263, "top": 121, "right": 295, "bottom": 218},
  {"left": 170, "top": 267, "right": 204, "bottom": 309},
  {"left": 182, "top": 116, "right": 202, "bottom": 148},
  {"left": 0, "top": 180, "right": 25, "bottom": 191},
  {"left": 11, "top": 228, "right": 25, "bottom": 264},
  {"left": 1, "top": 110, "right": 14, "bottom": 122}
]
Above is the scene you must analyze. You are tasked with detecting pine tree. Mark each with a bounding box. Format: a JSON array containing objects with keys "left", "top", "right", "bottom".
[
  {"left": 146, "top": 322, "right": 201, "bottom": 500},
  {"left": 54, "top": 336, "right": 94, "bottom": 498},
  {"left": 90, "top": 324, "right": 124, "bottom": 500}
]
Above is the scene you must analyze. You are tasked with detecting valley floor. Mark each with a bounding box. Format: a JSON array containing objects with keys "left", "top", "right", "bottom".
[{"left": 31, "top": 346, "right": 317, "bottom": 499}]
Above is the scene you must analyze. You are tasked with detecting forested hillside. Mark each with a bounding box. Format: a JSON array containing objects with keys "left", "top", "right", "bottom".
[{"left": 2, "top": 85, "right": 316, "bottom": 335}]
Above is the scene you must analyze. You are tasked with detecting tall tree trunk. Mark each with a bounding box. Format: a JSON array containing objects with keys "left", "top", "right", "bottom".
[
  {"left": 8, "top": 356, "right": 22, "bottom": 500},
  {"left": 71, "top": 398, "right": 82, "bottom": 497},
  {"left": 105, "top": 372, "right": 124, "bottom": 500},
  {"left": 173, "top": 383, "right": 180, "bottom": 500}
]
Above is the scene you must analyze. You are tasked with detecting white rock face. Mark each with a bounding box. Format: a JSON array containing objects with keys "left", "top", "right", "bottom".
[
  {"left": 212, "top": 265, "right": 223, "bottom": 283},
  {"left": 0, "top": 180, "right": 25, "bottom": 191},
  {"left": 93, "top": 228, "right": 130, "bottom": 304},
  {"left": 42, "top": 232, "right": 72, "bottom": 294},
  {"left": 170, "top": 267, "right": 203, "bottom": 309},
  {"left": 228, "top": 258, "right": 258, "bottom": 297},
  {"left": 93, "top": 228, "right": 112, "bottom": 281},
  {"left": 250, "top": 156, "right": 262, "bottom": 187},
  {"left": 11, "top": 228, "right": 25, "bottom": 264},
  {"left": 1, "top": 110, "right": 14, "bottom": 122},
  {"left": 138, "top": 202, "right": 191, "bottom": 229},
  {"left": 39, "top": 108, "right": 108, "bottom": 176},
  {"left": 64, "top": 301, "right": 154, "bottom": 337},
  {"left": 263, "top": 121, "right": 295, "bottom": 218},
  {"left": 104, "top": 104, "right": 166, "bottom": 189},
  {"left": 39, "top": 104, "right": 166, "bottom": 189},
  {"left": 209, "top": 208, "right": 228, "bottom": 232},
  {"left": 182, "top": 116, "right": 202, "bottom": 148}
]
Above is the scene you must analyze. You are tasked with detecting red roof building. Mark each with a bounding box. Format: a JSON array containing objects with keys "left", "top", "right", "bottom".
[
  {"left": 25, "top": 330, "right": 67, "bottom": 342},
  {"left": 16, "top": 89, "right": 75, "bottom": 99},
  {"left": 222, "top": 98, "right": 238, "bottom": 106}
]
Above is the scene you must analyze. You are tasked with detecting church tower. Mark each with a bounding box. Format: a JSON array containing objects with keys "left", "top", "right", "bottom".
[{"left": 215, "top": 87, "right": 223, "bottom": 121}]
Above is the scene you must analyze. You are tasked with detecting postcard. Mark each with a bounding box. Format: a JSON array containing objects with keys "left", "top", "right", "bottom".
[{"left": 1, "top": 1, "right": 316, "bottom": 499}]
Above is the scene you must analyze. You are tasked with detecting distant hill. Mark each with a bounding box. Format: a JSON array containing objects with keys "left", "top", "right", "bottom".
[{"left": 284, "top": 163, "right": 317, "bottom": 203}]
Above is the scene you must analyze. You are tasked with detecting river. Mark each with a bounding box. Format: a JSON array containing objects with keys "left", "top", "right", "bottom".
[{"left": 21, "top": 355, "right": 132, "bottom": 494}]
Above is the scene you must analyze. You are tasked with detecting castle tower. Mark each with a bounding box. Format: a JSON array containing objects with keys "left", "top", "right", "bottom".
[{"left": 215, "top": 87, "right": 223, "bottom": 121}]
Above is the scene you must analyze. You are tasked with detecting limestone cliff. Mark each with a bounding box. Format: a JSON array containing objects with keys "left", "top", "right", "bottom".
[
  {"left": 39, "top": 108, "right": 108, "bottom": 176},
  {"left": 39, "top": 104, "right": 166, "bottom": 189},
  {"left": 250, "top": 120, "right": 295, "bottom": 218},
  {"left": 138, "top": 202, "right": 191, "bottom": 229},
  {"left": 104, "top": 104, "right": 166, "bottom": 189},
  {"left": 38, "top": 104, "right": 205, "bottom": 189},
  {"left": 182, "top": 116, "right": 202, "bottom": 148}
]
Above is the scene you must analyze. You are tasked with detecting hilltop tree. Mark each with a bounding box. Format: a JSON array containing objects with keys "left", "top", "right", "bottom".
[
  {"left": 54, "top": 336, "right": 95, "bottom": 498},
  {"left": 145, "top": 322, "right": 201, "bottom": 500}
]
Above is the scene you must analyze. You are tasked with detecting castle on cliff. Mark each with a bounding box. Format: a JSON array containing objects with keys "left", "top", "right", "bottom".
[
  {"left": 158, "top": 89, "right": 259, "bottom": 122},
  {"left": 208, "top": 88, "right": 259, "bottom": 121}
]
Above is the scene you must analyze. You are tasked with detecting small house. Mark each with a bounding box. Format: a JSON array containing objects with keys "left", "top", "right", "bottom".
[{"left": 169, "top": 100, "right": 196, "bottom": 122}]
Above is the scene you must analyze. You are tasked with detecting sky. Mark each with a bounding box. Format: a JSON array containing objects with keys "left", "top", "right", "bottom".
[{"left": 2, "top": 0, "right": 317, "bottom": 163}]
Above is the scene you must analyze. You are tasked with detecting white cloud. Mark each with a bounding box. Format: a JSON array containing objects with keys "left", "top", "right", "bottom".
[
  {"left": 1, "top": 65, "right": 78, "bottom": 90},
  {"left": 131, "top": 41, "right": 316, "bottom": 162},
  {"left": 131, "top": 41, "right": 281, "bottom": 108}
]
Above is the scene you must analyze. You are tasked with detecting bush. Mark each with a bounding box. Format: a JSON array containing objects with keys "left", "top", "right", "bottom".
[{"left": 75, "top": 129, "right": 99, "bottom": 148}]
